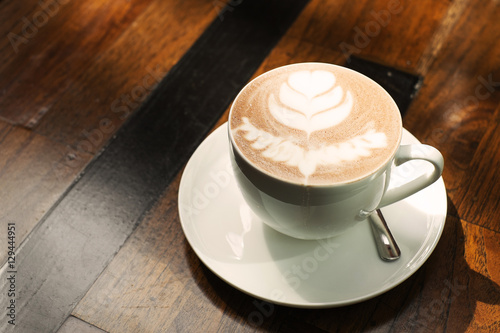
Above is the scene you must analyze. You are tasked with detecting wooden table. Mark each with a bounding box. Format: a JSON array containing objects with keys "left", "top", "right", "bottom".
[{"left": 1, "top": 0, "right": 499, "bottom": 332}]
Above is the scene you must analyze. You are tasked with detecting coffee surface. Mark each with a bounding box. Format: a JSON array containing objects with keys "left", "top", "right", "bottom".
[{"left": 230, "top": 63, "right": 402, "bottom": 185}]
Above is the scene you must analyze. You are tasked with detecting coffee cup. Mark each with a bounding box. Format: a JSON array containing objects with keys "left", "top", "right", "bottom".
[{"left": 228, "top": 63, "right": 443, "bottom": 240}]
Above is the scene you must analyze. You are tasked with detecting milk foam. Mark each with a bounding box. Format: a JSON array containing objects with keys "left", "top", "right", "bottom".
[{"left": 230, "top": 63, "right": 402, "bottom": 185}]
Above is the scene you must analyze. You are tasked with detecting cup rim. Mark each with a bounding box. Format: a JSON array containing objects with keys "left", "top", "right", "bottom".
[{"left": 228, "top": 62, "right": 403, "bottom": 189}]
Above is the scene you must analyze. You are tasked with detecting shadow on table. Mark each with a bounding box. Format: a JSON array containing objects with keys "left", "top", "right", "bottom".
[{"left": 186, "top": 195, "right": 499, "bottom": 332}]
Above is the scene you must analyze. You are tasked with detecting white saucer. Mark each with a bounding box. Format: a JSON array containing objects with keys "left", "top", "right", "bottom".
[{"left": 178, "top": 123, "right": 447, "bottom": 308}]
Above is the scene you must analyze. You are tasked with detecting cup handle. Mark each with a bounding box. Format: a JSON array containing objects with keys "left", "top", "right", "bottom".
[{"left": 378, "top": 144, "right": 444, "bottom": 208}]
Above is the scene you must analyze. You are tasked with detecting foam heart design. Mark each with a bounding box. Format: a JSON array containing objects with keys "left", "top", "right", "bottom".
[{"left": 268, "top": 70, "right": 354, "bottom": 135}]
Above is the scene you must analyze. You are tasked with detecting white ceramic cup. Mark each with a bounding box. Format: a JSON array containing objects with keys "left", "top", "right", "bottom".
[{"left": 228, "top": 64, "right": 444, "bottom": 240}]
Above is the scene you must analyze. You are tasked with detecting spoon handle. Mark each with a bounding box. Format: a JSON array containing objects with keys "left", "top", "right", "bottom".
[{"left": 369, "top": 209, "right": 401, "bottom": 261}]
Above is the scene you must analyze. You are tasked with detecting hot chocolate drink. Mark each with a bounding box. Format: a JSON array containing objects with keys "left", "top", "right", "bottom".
[{"left": 229, "top": 63, "right": 402, "bottom": 185}]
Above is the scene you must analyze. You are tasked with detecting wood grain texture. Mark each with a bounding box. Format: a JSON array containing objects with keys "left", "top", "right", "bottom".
[
  {"left": 0, "top": 0, "right": 218, "bottom": 147},
  {"left": 403, "top": 0, "right": 500, "bottom": 231},
  {"left": 286, "top": 0, "right": 452, "bottom": 73},
  {"left": 31, "top": 0, "right": 218, "bottom": 152},
  {"left": 416, "top": 0, "right": 470, "bottom": 75},
  {"left": 0, "top": 120, "right": 91, "bottom": 265},
  {"left": 0, "top": 0, "right": 153, "bottom": 125},
  {"left": 0, "top": 0, "right": 218, "bottom": 273},
  {"left": 72, "top": 176, "right": 195, "bottom": 333},
  {"left": 31, "top": 0, "right": 220, "bottom": 153},
  {"left": 454, "top": 104, "right": 500, "bottom": 230}
]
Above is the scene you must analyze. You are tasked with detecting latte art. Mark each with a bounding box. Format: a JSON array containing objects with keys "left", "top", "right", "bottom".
[
  {"left": 269, "top": 70, "right": 354, "bottom": 136},
  {"left": 230, "top": 63, "right": 402, "bottom": 185}
]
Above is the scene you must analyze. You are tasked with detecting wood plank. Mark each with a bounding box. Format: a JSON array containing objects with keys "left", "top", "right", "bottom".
[
  {"left": 30, "top": 0, "right": 218, "bottom": 152},
  {"left": 0, "top": 120, "right": 91, "bottom": 265},
  {"left": 0, "top": 1, "right": 309, "bottom": 332},
  {"left": 455, "top": 105, "right": 500, "bottom": 230},
  {"left": 402, "top": 0, "right": 500, "bottom": 230},
  {"left": 0, "top": 0, "right": 218, "bottom": 264},
  {"left": 285, "top": 0, "right": 453, "bottom": 74},
  {"left": 73, "top": 176, "right": 207, "bottom": 333},
  {"left": 0, "top": 0, "right": 153, "bottom": 125},
  {"left": 416, "top": 0, "right": 470, "bottom": 75},
  {"left": 73, "top": 173, "right": 284, "bottom": 333}
]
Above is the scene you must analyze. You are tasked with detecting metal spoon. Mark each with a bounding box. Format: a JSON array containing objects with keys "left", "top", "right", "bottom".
[{"left": 368, "top": 209, "right": 401, "bottom": 261}]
